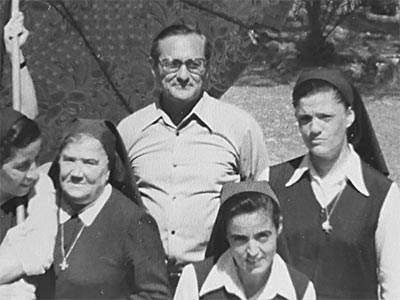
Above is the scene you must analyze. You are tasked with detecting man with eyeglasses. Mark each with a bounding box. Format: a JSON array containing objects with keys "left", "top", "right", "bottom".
[{"left": 118, "top": 24, "right": 269, "bottom": 291}]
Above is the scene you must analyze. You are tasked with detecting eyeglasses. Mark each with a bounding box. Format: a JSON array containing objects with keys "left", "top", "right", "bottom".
[{"left": 158, "top": 58, "right": 207, "bottom": 74}]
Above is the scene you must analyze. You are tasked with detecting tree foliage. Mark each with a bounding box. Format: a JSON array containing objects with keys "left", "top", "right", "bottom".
[{"left": 293, "top": 0, "right": 365, "bottom": 65}]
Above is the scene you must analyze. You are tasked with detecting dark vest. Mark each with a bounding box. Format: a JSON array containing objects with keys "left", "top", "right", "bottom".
[
  {"left": 270, "top": 156, "right": 392, "bottom": 300},
  {"left": 194, "top": 256, "right": 309, "bottom": 300}
]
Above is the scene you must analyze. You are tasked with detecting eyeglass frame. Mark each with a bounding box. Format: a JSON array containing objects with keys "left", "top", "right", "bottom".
[{"left": 157, "top": 57, "right": 208, "bottom": 75}]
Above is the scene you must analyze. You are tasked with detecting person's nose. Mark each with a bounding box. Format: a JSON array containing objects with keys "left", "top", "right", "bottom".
[
  {"left": 70, "top": 162, "right": 84, "bottom": 182},
  {"left": 25, "top": 161, "right": 39, "bottom": 182},
  {"left": 176, "top": 64, "right": 190, "bottom": 87},
  {"left": 309, "top": 118, "right": 322, "bottom": 135},
  {"left": 246, "top": 239, "right": 259, "bottom": 257}
]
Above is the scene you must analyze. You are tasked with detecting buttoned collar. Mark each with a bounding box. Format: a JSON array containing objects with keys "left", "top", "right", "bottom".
[
  {"left": 141, "top": 92, "right": 217, "bottom": 132},
  {"left": 200, "top": 251, "right": 297, "bottom": 300},
  {"left": 58, "top": 184, "right": 112, "bottom": 226},
  {"left": 285, "top": 146, "right": 369, "bottom": 196}
]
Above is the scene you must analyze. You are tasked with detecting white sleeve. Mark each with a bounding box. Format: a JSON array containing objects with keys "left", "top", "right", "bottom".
[
  {"left": 302, "top": 281, "right": 317, "bottom": 300},
  {"left": 7, "top": 173, "right": 58, "bottom": 275},
  {"left": 375, "top": 182, "right": 400, "bottom": 299},
  {"left": 173, "top": 264, "right": 200, "bottom": 300}
]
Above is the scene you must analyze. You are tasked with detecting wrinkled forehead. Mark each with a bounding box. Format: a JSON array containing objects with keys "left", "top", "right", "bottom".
[
  {"left": 60, "top": 134, "right": 108, "bottom": 162},
  {"left": 158, "top": 33, "right": 206, "bottom": 59}
]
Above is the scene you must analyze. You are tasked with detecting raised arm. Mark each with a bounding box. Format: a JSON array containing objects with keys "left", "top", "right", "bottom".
[{"left": 4, "top": 12, "right": 38, "bottom": 119}]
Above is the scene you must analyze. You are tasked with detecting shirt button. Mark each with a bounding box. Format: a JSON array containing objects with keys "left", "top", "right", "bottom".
[
  {"left": 173, "top": 164, "right": 177, "bottom": 168},
  {"left": 175, "top": 131, "right": 179, "bottom": 136},
  {"left": 172, "top": 196, "right": 176, "bottom": 201},
  {"left": 171, "top": 230, "right": 176, "bottom": 235}
]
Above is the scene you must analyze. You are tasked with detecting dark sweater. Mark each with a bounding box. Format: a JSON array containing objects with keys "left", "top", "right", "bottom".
[
  {"left": 270, "top": 156, "right": 392, "bottom": 299},
  {"left": 53, "top": 187, "right": 171, "bottom": 300}
]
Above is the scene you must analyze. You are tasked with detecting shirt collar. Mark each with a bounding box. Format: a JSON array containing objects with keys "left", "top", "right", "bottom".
[
  {"left": 58, "top": 184, "right": 112, "bottom": 226},
  {"left": 142, "top": 92, "right": 217, "bottom": 132},
  {"left": 285, "top": 146, "right": 369, "bottom": 196},
  {"left": 189, "top": 92, "right": 217, "bottom": 132},
  {"left": 200, "top": 251, "right": 297, "bottom": 300},
  {"left": 140, "top": 102, "right": 164, "bottom": 132}
]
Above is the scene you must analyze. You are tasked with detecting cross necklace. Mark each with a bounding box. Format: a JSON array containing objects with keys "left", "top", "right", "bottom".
[
  {"left": 321, "top": 187, "right": 345, "bottom": 234},
  {"left": 59, "top": 217, "right": 86, "bottom": 271}
]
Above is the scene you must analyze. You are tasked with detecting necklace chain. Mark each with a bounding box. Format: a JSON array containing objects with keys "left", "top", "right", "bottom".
[
  {"left": 321, "top": 186, "right": 345, "bottom": 234},
  {"left": 59, "top": 215, "right": 86, "bottom": 271}
]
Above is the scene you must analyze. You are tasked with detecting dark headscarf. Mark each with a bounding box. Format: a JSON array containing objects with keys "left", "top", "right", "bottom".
[
  {"left": 48, "top": 118, "right": 142, "bottom": 206},
  {"left": 293, "top": 68, "right": 389, "bottom": 176},
  {"left": 205, "top": 181, "right": 280, "bottom": 261},
  {"left": 0, "top": 108, "right": 32, "bottom": 223},
  {"left": 0, "top": 108, "right": 26, "bottom": 147}
]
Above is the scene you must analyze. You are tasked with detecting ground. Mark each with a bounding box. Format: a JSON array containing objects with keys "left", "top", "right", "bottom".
[{"left": 221, "top": 85, "right": 400, "bottom": 185}]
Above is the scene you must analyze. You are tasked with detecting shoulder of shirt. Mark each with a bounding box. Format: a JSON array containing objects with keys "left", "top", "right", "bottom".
[
  {"left": 206, "top": 94, "right": 259, "bottom": 127},
  {"left": 117, "top": 103, "right": 158, "bottom": 132},
  {"left": 199, "top": 93, "right": 262, "bottom": 142}
]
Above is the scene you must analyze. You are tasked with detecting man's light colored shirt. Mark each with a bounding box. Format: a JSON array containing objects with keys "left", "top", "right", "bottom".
[
  {"left": 118, "top": 92, "right": 269, "bottom": 263},
  {"left": 174, "top": 251, "right": 316, "bottom": 300},
  {"left": 285, "top": 146, "right": 400, "bottom": 299}
]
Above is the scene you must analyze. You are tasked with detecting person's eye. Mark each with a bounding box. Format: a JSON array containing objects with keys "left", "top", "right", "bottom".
[
  {"left": 256, "top": 232, "right": 271, "bottom": 243},
  {"left": 83, "top": 159, "right": 98, "bottom": 166},
  {"left": 231, "top": 235, "right": 247, "bottom": 245},
  {"left": 170, "top": 59, "right": 182, "bottom": 69},
  {"left": 186, "top": 59, "right": 205, "bottom": 72},
  {"left": 62, "top": 156, "right": 75, "bottom": 163},
  {"left": 319, "top": 114, "right": 333, "bottom": 122},
  {"left": 297, "top": 115, "right": 312, "bottom": 125},
  {"left": 15, "top": 161, "right": 31, "bottom": 172},
  {"left": 188, "top": 59, "right": 202, "bottom": 68}
]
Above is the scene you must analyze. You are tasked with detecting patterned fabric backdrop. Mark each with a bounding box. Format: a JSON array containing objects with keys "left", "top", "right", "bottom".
[{"left": 0, "top": 0, "right": 292, "bottom": 163}]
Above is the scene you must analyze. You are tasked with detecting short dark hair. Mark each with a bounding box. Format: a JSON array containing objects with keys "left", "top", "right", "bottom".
[
  {"left": 150, "top": 23, "right": 213, "bottom": 64},
  {"left": 292, "top": 79, "right": 348, "bottom": 108},
  {"left": 219, "top": 192, "right": 281, "bottom": 236},
  {"left": 0, "top": 116, "right": 41, "bottom": 165}
]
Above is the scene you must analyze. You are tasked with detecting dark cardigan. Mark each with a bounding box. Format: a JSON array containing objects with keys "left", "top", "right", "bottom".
[
  {"left": 52, "top": 187, "right": 171, "bottom": 300},
  {"left": 270, "top": 156, "right": 392, "bottom": 300}
]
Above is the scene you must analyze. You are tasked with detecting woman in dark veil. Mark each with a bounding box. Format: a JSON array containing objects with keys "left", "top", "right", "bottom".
[
  {"left": 176, "top": 181, "right": 315, "bottom": 300},
  {"left": 268, "top": 68, "right": 400, "bottom": 299},
  {"left": 47, "top": 118, "right": 171, "bottom": 299}
]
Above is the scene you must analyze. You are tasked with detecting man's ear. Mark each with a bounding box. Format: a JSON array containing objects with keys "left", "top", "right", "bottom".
[
  {"left": 346, "top": 106, "right": 356, "bottom": 129},
  {"left": 148, "top": 56, "right": 157, "bottom": 78},
  {"left": 277, "top": 216, "right": 283, "bottom": 235}
]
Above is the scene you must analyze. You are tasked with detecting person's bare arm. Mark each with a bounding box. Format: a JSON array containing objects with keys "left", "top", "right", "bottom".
[{"left": 4, "top": 12, "right": 38, "bottom": 119}]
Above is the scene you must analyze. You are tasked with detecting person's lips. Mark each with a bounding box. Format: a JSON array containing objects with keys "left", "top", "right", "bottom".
[
  {"left": 20, "top": 183, "right": 33, "bottom": 189},
  {"left": 246, "top": 258, "right": 259, "bottom": 265},
  {"left": 310, "top": 138, "right": 325, "bottom": 145}
]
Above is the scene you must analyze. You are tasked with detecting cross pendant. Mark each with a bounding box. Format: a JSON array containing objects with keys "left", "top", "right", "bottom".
[
  {"left": 322, "top": 220, "right": 333, "bottom": 234},
  {"left": 59, "top": 260, "right": 69, "bottom": 271}
]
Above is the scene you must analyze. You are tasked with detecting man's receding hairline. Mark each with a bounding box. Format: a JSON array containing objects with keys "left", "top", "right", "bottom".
[{"left": 158, "top": 32, "right": 207, "bottom": 45}]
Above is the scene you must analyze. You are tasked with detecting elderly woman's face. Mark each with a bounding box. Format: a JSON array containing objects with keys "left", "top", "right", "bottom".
[{"left": 59, "top": 136, "right": 109, "bottom": 208}]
